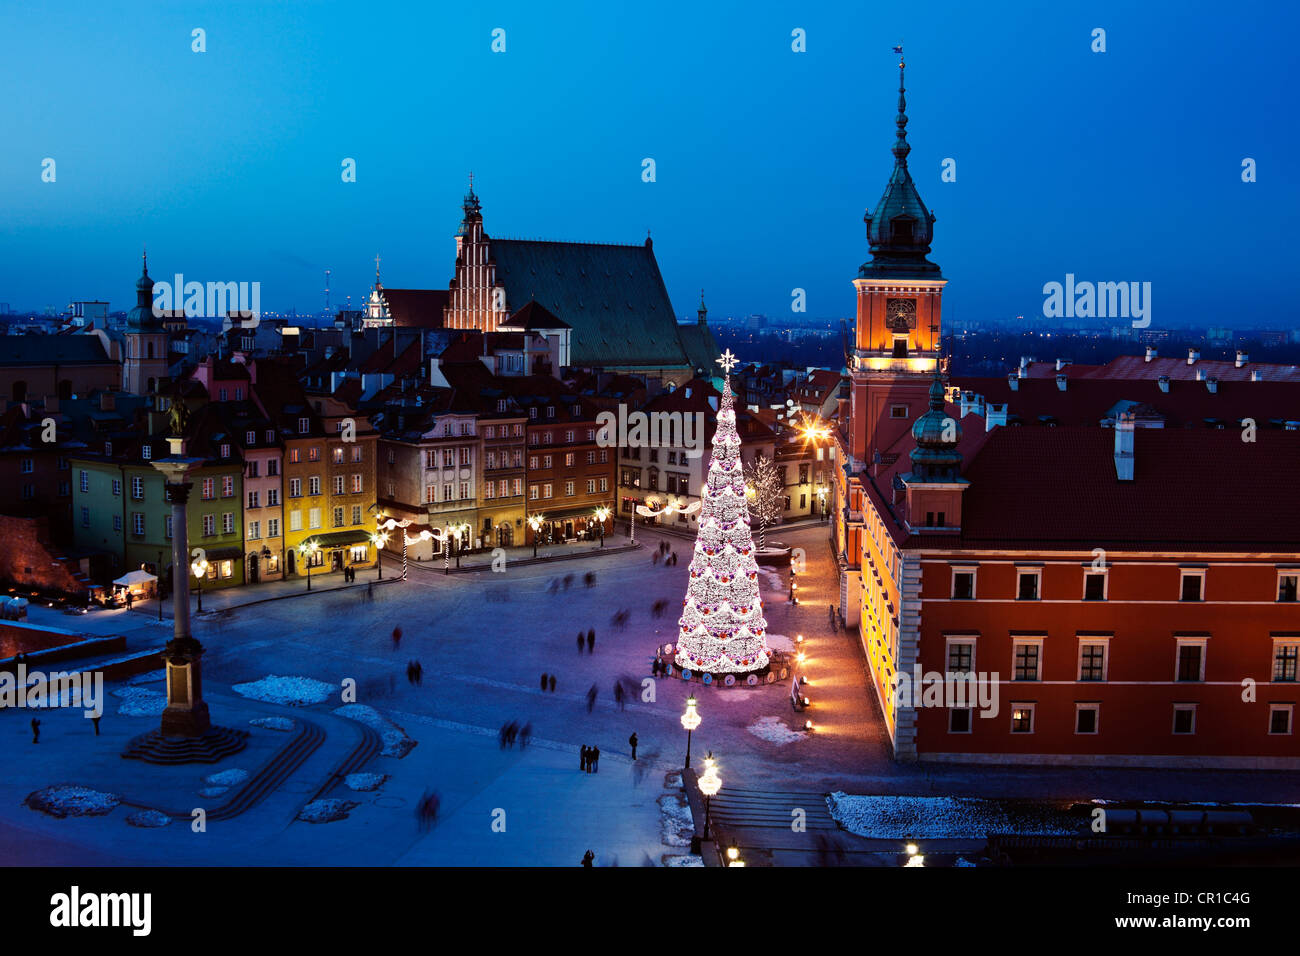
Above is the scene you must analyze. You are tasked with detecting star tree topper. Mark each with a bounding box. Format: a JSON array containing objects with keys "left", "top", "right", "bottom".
[{"left": 717, "top": 349, "right": 739, "bottom": 375}]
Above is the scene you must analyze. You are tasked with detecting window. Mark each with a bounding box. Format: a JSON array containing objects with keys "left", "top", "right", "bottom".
[
  {"left": 1083, "top": 571, "right": 1107, "bottom": 601},
  {"left": 246, "top": 430, "right": 256, "bottom": 445},
  {"left": 248, "top": 491, "right": 260, "bottom": 508},
  {"left": 19, "top": 458, "right": 33, "bottom": 474},
  {"left": 564, "top": 481, "right": 575, "bottom": 497},
  {"left": 543, "top": 431, "right": 554, "bottom": 445},
  {"left": 460, "top": 447, "right": 470, "bottom": 466},
  {"left": 289, "top": 448, "right": 301, "bottom": 464},
  {"left": 333, "top": 447, "right": 345, "bottom": 464},
  {"left": 350, "top": 545, "right": 368, "bottom": 563},
  {"left": 131, "top": 476, "right": 144, "bottom": 499},
  {"left": 587, "top": 479, "right": 596, "bottom": 494},
  {"left": 1273, "top": 643, "right": 1299, "bottom": 682},
  {"left": 222, "top": 512, "right": 235, "bottom": 534},
  {"left": 202, "top": 514, "right": 215, "bottom": 536},
  {"left": 946, "top": 639, "right": 974, "bottom": 674},
  {"left": 890, "top": 404, "right": 909, "bottom": 419},
  {"left": 1010, "top": 704, "right": 1035, "bottom": 734},
  {"left": 165, "top": 515, "right": 173, "bottom": 538},
  {"left": 948, "top": 709, "right": 972, "bottom": 733},
  {"left": 79, "top": 471, "right": 89, "bottom": 493},
  {"left": 951, "top": 568, "right": 975, "bottom": 600},
  {"left": 459, "top": 482, "right": 469, "bottom": 499},
  {"left": 599, "top": 450, "right": 608, "bottom": 463},
  {"left": 309, "top": 508, "right": 321, "bottom": 529},
  {"left": 142, "top": 445, "right": 152, "bottom": 460},
  {"left": 564, "top": 430, "right": 575, "bottom": 443},
  {"left": 1278, "top": 573, "right": 1299, "bottom": 602},
  {"left": 308, "top": 447, "right": 320, "bottom": 462},
  {"left": 1075, "top": 703, "right": 1100, "bottom": 735},
  {"left": 543, "top": 483, "right": 553, "bottom": 499},
  {"left": 1172, "top": 705, "right": 1196, "bottom": 735},
  {"left": 113, "top": 515, "right": 122, "bottom": 532},
  {"left": 309, "top": 476, "right": 320, "bottom": 495},
  {"left": 1016, "top": 569, "right": 1040, "bottom": 601},
  {"left": 267, "top": 518, "right": 278, "bottom": 537},
  {"left": 1176, "top": 639, "right": 1206, "bottom": 682},
  {"left": 201, "top": 478, "right": 215, "bottom": 500},
  {"left": 80, "top": 507, "right": 90, "bottom": 527},
  {"left": 485, "top": 482, "right": 496, "bottom": 500},
  {"left": 298, "top": 417, "right": 310, "bottom": 434},
  {"left": 289, "top": 478, "right": 302, "bottom": 498},
  {"left": 1078, "top": 641, "right": 1108, "bottom": 681},
  {"left": 247, "top": 460, "right": 259, "bottom": 478},
  {"left": 546, "top": 406, "right": 554, "bottom": 418},
  {"left": 352, "top": 446, "right": 362, "bottom": 463},
  {"left": 220, "top": 444, "right": 231, "bottom": 459},
  {"left": 599, "top": 477, "right": 608, "bottom": 493},
  {"left": 529, "top": 485, "right": 539, "bottom": 501},
  {"left": 1013, "top": 639, "right": 1042, "bottom": 681},
  {"left": 131, "top": 512, "right": 144, "bottom": 536},
  {"left": 1180, "top": 569, "right": 1205, "bottom": 602},
  {"left": 248, "top": 520, "right": 260, "bottom": 540},
  {"left": 565, "top": 453, "right": 575, "bottom": 467},
  {"left": 333, "top": 476, "right": 345, "bottom": 495},
  {"left": 1269, "top": 704, "right": 1293, "bottom": 735},
  {"left": 222, "top": 476, "right": 234, "bottom": 497},
  {"left": 333, "top": 507, "right": 344, "bottom": 528},
  {"left": 289, "top": 510, "right": 302, "bottom": 531},
  {"left": 444, "top": 484, "right": 453, "bottom": 501},
  {"left": 352, "top": 474, "right": 362, "bottom": 493},
  {"left": 111, "top": 479, "right": 122, "bottom": 496},
  {"left": 266, "top": 430, "right": 275, "bottom": 443}
]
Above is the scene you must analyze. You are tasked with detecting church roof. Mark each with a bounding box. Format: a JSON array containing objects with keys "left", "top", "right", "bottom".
[
  {"left": 489, "top": 238, "right": 691, "bottom": 368},
  {"left": 381, "top": 288, "right": 449, "bottom": 328},
  {"left": 0, "top": 334, "right": 116, "bottom": 367},
  {"left": 500, "top": 299, "right": 570, "bottom": 331}
]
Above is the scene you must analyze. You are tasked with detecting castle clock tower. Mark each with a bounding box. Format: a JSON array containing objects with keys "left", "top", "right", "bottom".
[
  {"left": 847, "top": 54, "right": 947, "bottom": 470},
  {"left": 123, "top": 251, "right": 171, "bottom": 397}
]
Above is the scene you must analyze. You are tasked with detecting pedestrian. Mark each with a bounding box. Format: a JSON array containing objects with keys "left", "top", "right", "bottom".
[
  {"left": 367, "top": 581, "right": 374, "bottom": 600},
  {"left": 629, "top": 732, "right": 638, "bottom": 760},
  {"left": 577, "top": 632, "right": 585, "bottom": 654},
  {"left": 652, "top": 551, "right": 660, "bottom": 566},
  {"left": 31, "top": 717, "right": 40, "bottom": 744},
  {"left": 613, "top": 682, "right": 625, "bottom": 711},
  {"left": 541, "top": 672, "right": 549, "bottom": 692},
  {"left": 92, "top": 715, "right": 101, "bottom": 737},
  {"left": 500, "top": 722, "right": 510, "bottom": 749},
  {"left": 519, "top": 722, "right": 532, "bottom": 749},
  {"left": 406, "top": 661, "right": 417, "bottom": 686},
  {"left": 563, "top": 574, "right": 573, "bottom": 590},
  {"left": 580, "top": 745, "right": 589, "bottom": 772},
  {"left": 414, "top": 660, "right": 423, "bottom": 685},
  {"left": 548, "top": 674, "right": 556, "bottom": 693},
  {"left": 587, "top": 629, "right": 595, "bottom": 653},
  {"left": 591, "top": 745, "right": 600, "bottom": 773},
  {"left": 586, "top": 684, "right": 597, "bottom": 714},
  {"left": 125, "top": 591, "right": 134, "bottom": 611},
  {"left": 506, "top": 721, "right": 518, "bottom": 748},
  {"left": 581, "top": 850, "right": 594, "bottom": 867},
  {"left": 392, "top": 626, "right": 402, "bottom": 650}
]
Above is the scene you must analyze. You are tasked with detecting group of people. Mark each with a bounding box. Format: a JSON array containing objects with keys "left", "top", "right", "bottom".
[
  {"left": 579, "top": 744, "right": 601, "bottom": 772},
  {"left": 416, "top": 790, "right": 440, "bottom": 831},
  {"left": 405, "top": 659, "right": 424, "bottom": 685},
  {"left": 539, "top": 672, "right": 558, "bottom": 692},
  {"left": 342, "top": 566, "right": 359, "bottom": 583},
  {"left": 652, "top": 541, "right": 679, "bottom": 566},
  {"left": 649, "top": 657, "right": 671, "bottom": 678},
  {"left": 576, "top": 629, "right": 596, "bottom": 653},
  {"left": 499, "top": 720, "right": 532, "bottom": 749}
]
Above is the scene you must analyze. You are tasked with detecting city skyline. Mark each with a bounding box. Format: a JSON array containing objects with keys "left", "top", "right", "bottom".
[{"left": 3, "top": 0, "right": 1297, "bottom": 326}]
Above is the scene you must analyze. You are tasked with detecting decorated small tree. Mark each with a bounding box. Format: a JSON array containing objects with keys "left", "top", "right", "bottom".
[
  {"left": 673, "top": 351, "right": 770, "bottom": 674},
  {"left": 743, "top": 453, "right": 783, "bottom": 552}
]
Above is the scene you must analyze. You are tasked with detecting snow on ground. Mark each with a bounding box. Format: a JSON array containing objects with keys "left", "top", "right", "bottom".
[
  {"left": 332, "top": 704, "right": 416, "bottom": 757},
  {"left": 298, "top": 799, "right": 358, "bottom": 824},
  {"left": 25, "top": 785, "right": 121, "bottom": 818},
  {"left": 658, "top": 793, "right": 694, "bottom": 847},
  {"left": 112, "top": 686, "right": 166, "bottom": 717},
  {"left": 766, "top": 633, "right": 794, "bottom": 653},
  {"left": 747, "top": 715, "right": 806, "bottom": 745},
  {"left": 203, "top": 768, "right": 249, "bottom": 787},
  {"left": 757, "top": 568, "right": 784, "bottom": 589},
  {"left": 827, "top": 792, "right": 1081, "bottom": 839},
  {"left": 126, "top": 809, "right": 172, "bottom": 828},
  {"left": 232, "top": 675, "right": 336, "bottom": 706},
  {"left": 199, "top": 787, "right": 228, "bottom": 798},
  {"left": 664, "top": 854, "right": 705, "bottom": 867},
  {"left": 249, "top": 716, "right": 295, "bottom": 732},
  {"left": 344, "top": 772, "right": 388, "bottom": 792}
]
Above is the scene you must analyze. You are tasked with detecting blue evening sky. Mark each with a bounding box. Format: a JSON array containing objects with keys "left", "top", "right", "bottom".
[{"left": 1, "top": 0, "right": 1295, "bottom": 327}]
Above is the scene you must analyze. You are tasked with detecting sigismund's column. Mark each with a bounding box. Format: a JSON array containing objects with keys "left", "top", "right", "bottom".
[{"left": 151, "top": 434, "right": 210, "bottom": 737}]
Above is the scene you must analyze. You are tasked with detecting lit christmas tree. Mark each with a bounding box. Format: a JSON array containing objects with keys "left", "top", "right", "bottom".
[{"left": 674, "top": 350, "right": 771, "bottom": 674}]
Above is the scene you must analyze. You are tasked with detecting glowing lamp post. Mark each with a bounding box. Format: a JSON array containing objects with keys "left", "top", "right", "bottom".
[
  {"left": 528, "top": 514, "right": 544, "bottom": 558},
  {"left": 680, "top": 695, "right": 701, "bottom": 769},
  {"left": 298, "top": 539, "right": 320, "bottom": 590},
  {"left": 698, "top": 753, "right": 721, "bottom": 840},
  {"left": 727, "top": 844, "right": 745, "bottom": 867},
  {"left": 371, "top": 531, "right": 389, "bottom": 579},
  {"left": 593, "top": 506, "right": 610, "bottom": 547},
  {"left": 378, "top": 518, "right": 432, "bottom": 581},
  {"left": 190, "top": 555, "right": 209, "bottom": 613},
  {"left": 446, "top": 522, "right": 470, "bottom": 571}
]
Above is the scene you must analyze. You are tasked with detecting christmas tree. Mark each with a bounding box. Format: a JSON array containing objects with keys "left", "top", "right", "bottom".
[{"left": 674, "top": 350, "right": 770, "bottom": 674}]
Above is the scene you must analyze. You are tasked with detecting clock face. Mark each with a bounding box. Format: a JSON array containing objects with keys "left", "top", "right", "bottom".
[{"left": 886, "top": 298, "right": 917, "bottom": 331}]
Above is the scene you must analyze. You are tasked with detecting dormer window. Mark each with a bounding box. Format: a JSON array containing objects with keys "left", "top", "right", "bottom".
[
  {"left": 298, "top": 417, "right": 309, "bottom": 434},
  {"left": 891, "top": 217, "right": 914, "bottom": 243},
  {"left": 220, "top": 443, "right": 231, "bottom": 458},
  {"left": 142, "top": 445, "right": 152, "bottom": 460},
  {"left": 246, "top": 430, "right": 256, "bottom": 445},
  {"left": 497, "top": 399, "right": 507, "bottom": 412}
]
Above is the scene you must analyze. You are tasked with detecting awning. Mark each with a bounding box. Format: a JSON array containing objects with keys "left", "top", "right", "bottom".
[
  {"left": 112, "top": 570, "right": 157, "bottom": 587},
  {"left": 306, "top": 530, "right": 373, "bottom": 550}
]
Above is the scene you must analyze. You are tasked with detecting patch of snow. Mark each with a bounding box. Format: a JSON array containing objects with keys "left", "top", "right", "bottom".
[
  {"left": 954, "top": 857, "right": 976, "bottom": 867},
  {"left": 298, "top": 798, "right": 358, "bottom": 824},
  {"left": 198, "top": 786, "right": 228, "bottom": 798},
  {"left": 233, "top": 675, "right": 335, "bottom": 707},
  {"left": 658, "top": 794, "right": 694, "bottom": 847},
  {"left": 827, "top": 792, "right": 1080, "bottom": 840},
  {"left": 113, "top": 686, "right": 167, "bottom": 717},
  {"left": 747, "top": 716, "right": 805, "bottom": 745},
  {"left": 250, "top": 716, "right": 295, "bottom": 732},
  {"left": 126, "top": 809, "right": 172, "bottom": 828},
  {"left": 663, "top": 854, "right": 704, "bottom": 867},
  {"left": 663, "top": 771, "right": 682, "bottom": 789},
  {"left": 765, "top": 633, "right": 794, "bottom": 653},
  {"left": 25, "top": 785, "right": 121, "bottom": 818},
  {"left": 333, "top": 704, "right": 416, "bottom": 757},
  {"left": 345, "top": 772, "right": 389, "bottom": 792},
  {"left": 203, "top": 768, "right": 249, "bottom": 787}
]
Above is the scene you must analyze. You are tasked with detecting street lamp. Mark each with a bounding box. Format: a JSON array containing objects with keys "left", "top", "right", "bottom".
[
  {"left": 528, "top": 513, "right": 544, "bottom": 558},
  {"left": 593, "top": 506, "right": 610, "bottom": 548},
  {"left": 190, "top": 555, "right": 209, "bottom": 612},
  {"left": 448, "top": 522, "right": 470, "bottom": 569},
  {"left": 680, "top": 696, "right": 701, "bottom": 769},
  {"left": 698, "top": 752, "right": 721, "bottom": 840},
  {"left": 726, "top": 843, "right": 745, "bottom": 867},
  {"left": 378, "top": 518, "right": 432, "bottom": 581},
  {"left": 157, "top": 550, "right": 164, "bottom": 622},
  {"left": 904, "top": 842, "right": 925, "bottom": 867},
  {"left": 370, "top": 531, "right": 389, "bottom": 579},
  {"left": 298, "top": 539, "right": 320, "bottom": 590}
]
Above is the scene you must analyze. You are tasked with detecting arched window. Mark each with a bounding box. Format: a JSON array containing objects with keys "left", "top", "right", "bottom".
[{"left": 147, "top": 341, "right": 155, "bottom": 359}]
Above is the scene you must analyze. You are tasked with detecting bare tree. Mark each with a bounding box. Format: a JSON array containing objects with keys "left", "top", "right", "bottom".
[{"left": 744, "top": 453, "right": 783, "bottom": 551}]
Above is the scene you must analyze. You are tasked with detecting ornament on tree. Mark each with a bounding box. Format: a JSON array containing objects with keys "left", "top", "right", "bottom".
[{"left": 673, "top": 351, "right": 770, "bottom": 674}]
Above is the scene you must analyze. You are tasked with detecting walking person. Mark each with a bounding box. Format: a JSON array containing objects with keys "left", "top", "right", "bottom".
[
  {"left": 31, "top": 717, "right": 40, "bottom": 744},
  {"left": 580, "top": 744, "right": 589, "bottom": 772},
  {"left": 587, "top": 629, "right": 595, "bottom": 653},
  {"left": 91, "top": 715, "right": 101, "bottom": 737},
  {"left": 581, "top": 850, "right": 594, "bottom": 867},
  {"left": 541, "top": 672, "right": 549, "bottom": 692},
  {"left": 613, "top": 682, "right": 625, "bottom": 711},
  {"left": 586, "top": 684, "right": 597, "bottom": 714},
  {"left": 519, "top": 722, "right": 532, "bottom": 749},
  {"left": 577, "top": 632, "right": 585, "bottom": 654},
  {"left": 591, "top": 745, "right": 600, "bottom": 773},
  {"left": 548, "top": 674, "right": 556, "bottom": 693},
  {"left": 628, "top": 732, "right": 638, "bottom": 760},
  {"left": 392, "top": 626, "right": 402, "bottom": 650}
]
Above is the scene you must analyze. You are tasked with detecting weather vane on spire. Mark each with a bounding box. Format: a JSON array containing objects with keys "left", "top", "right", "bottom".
[{"left": 717, "top": 349, "right": 739, "bottom": 375}]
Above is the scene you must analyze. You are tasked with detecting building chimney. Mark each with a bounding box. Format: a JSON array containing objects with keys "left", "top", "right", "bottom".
[
  {"left": 1236, "top": 350, "right": 1249, "bottom": 368},
  {"left": 1206, "top": 376, "right": 1218, "bottom": 394},
  {"left": 1056, "top": 372, "right": 1068, "bottom": 391},
  {"left": 1007, "top": 373, "right": 1019, "bottom": 392},
  {"left": 1195, "top": 368, "right": 1206, "bottom": 381},
  {"left": 986, "top": 403, "right": 1008, "bottom": 431},
  {"left": 1158, "top": 375, "right": 1170, "bottom": 393},
  {"left": 960, "top": 390, "right": 982, "bottom": 418},
  {"left": 1251, "top": 369, "right": 1264, "bottom": 382},
  {"left": 1187, "top": 348, "right": 1200, "bottom": 365},
  {"left": 1145, "top": 346, "right": 1157, "bottom": 363},
  {"left": 1056, "top": 358, "right": 1070, "bottom": 371},
  {"left": 1114, "top": 412, "right": 1136, "bottom": 481}
]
